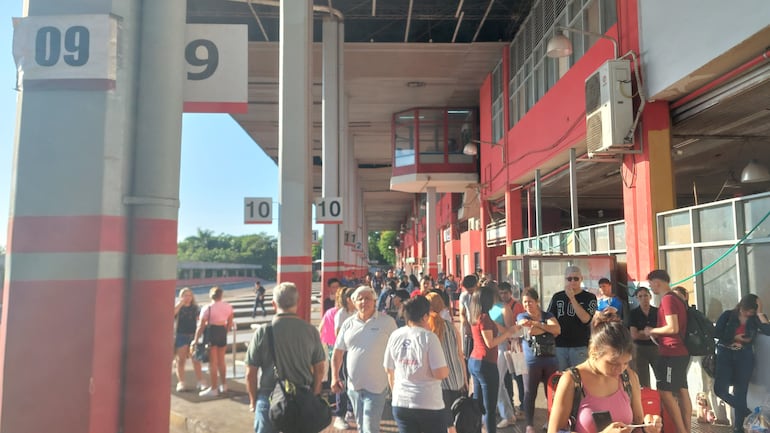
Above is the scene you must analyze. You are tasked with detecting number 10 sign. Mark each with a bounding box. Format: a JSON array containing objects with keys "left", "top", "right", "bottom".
[
  {"left": 315, "top": 197, "right": 343, "bottom": 224},
  {"left": 244, "top": 198, "right": 272, "bottom": 224}
]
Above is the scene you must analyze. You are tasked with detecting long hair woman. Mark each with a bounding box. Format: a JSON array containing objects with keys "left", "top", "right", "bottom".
[
  {"left": 174, "top": 288, "right": 204, "bottom": 391},
  {"left": 713, "top": 294, "right": 770, "bottom": 433},
  {"left": 426, "top": 292, "right": 467, "bottom": 432},
  {"left": 195, "top": 286, "right": 234, "bottom": 397},
  {"left": 517, "top": 288, "right": 560, "bottom": 433},
  {"left": 548, "top": 311, "right": 662, "bottom": 433},
  {"left": 468, "top": 285, "right": 517, "bottom": 433},
  {"left": 385, "top": 296, "right": 449, "bottom": 433}
]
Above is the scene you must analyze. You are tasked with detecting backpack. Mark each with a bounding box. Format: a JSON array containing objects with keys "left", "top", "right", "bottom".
[
  {"left": 564, "top": 368, "right": 632, "bottom": 427},
  {"left": 451, "top": 395, "right": 483, "bottom": 433},
  {"left": 670, "top": 294, "right": 716, "bottom": 356}
]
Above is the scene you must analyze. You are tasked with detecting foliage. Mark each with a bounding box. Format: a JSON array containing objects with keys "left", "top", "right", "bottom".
[
  {"left": 312, "top": 235, "right": 323, "bottom": 261},
  {"left": 376, "top": 230, "right": 398, "bottom": 265},
  {"left": 178, "top": 228, "right": 277, "bottom": 279},
  {"left": 368, "top": 232, "right": 385, "bottom": 265}
]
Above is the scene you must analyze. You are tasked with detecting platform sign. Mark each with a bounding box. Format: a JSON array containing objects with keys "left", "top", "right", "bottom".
[
  {"left": 344, "top": 230, "right": 356, "bottom": 246},
  {"left": 312, "top": 230, "right": 319, "bottom": 245},
  {"left": 12, "top": 15, "right": 118, "bottom": 90},
  {"left": 183, "top": 24, "right": 248, "bottom": 113},
  {"left": 314, "top": 197, "right": 343, "bottom": 224},
  {"left": 354, "top": 241, "right": 363, "bottom": 252},
  {"left": 244, "top": 197, "right": 272, "bottom": 224}
]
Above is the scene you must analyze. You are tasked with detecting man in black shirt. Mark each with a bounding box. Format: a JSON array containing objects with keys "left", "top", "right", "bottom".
[
  {"left": 547, "top": 265, "right": 597, "bottom": 370},
  {"left": 628, "top": 286, "right": 659, "bottom": 387}
]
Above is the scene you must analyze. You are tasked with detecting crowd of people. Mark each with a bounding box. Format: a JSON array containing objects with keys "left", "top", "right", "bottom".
[{"left": 171, "top": 265, "right": 769, "bottom": 433}]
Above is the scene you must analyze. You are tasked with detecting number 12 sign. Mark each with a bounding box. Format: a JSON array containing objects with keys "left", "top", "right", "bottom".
[
  {"left": 244, "top": 198, "right": 272, "bottom": 224},
  {"left": 315, "top": 197, "right": 343, "bottom": 224}
]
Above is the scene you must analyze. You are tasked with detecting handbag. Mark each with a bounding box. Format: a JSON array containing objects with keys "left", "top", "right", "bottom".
[
  {"left": 528, "top": 316, "right": 555, "bottom": 357},
  {"left": 266, "top": 326, "right": 331, "bottom": 433},
  {"left": 701, "top": 352, "right": 716, "bottom": 378},
  {"left": 193, "top": 307, "right": 211, "bottom": 363}
]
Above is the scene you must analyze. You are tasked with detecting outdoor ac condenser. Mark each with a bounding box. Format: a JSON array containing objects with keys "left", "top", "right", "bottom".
[{"left": 585, "top": 59, "right": 634, "bottom": 157}]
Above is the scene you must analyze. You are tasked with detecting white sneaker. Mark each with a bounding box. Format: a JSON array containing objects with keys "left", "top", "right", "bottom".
[
  {"left": 219, "top": 384, "right": 228, "bottom": 393},
  {"left": 497, "top": 417, "right": 516, "bottom": 428},
  {"left": 175, "top": 382, "right": 186, "bottom": 392},
  {"left": 197, "top": 381, "right": 206, "bottom": 391},
  {"left": 198, "top": 387, "right": 219, "bottom": 397},
  {"left": 333, "top": 417, "right": 349, "bottom": 430},
  {"left": 345, "top": 411, "right": 356, "bottom": 426}
]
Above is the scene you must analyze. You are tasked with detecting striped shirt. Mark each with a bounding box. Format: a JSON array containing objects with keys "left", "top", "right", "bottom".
[{"left": 438, "top": 318, "right": 465, "bottom": 391}]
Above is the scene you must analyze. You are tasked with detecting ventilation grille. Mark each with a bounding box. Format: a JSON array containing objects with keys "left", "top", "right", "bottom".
[{"left": 586, "top": 111, "right": 604, "bottom": 155}]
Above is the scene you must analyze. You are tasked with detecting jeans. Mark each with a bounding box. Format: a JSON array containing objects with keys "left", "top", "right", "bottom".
[
  {"left": 253, "top": 393, "right": 275, "bottom": 433},
  {"left": 524, "top": 359, "right": 558, "bottom": 426},
  {"left": 555, "top": 346, "right": 588, "bottom": 371},
  {"left": 348, "top": 388, "right": 388, "bottom": 433},
  {"left": 392, "top": 406, "right": 447, "bottom": 433},
  {"left": 496, "top": 346, "right": 516, "bottom": 420},
  {"left": 252, "top": 297, "right": 266, "bottom": 317},
  {"left": 714, "top": 346, "right": 754, "bottom": 432},
  {"left": 468, "top": 358, "right": 500, "bottom": 433}
]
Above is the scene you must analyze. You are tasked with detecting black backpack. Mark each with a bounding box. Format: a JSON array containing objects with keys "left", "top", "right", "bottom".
[
  {"left": 451, "top": 395, "right": 483, "bottom": 433},
  {"left": 671, "top": 293, "right": 716, "bottom": 356}
]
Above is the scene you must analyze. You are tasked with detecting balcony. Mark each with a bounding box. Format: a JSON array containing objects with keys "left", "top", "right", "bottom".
[{"left": 390, "top": 107, "right": 479, "bottom": 193}]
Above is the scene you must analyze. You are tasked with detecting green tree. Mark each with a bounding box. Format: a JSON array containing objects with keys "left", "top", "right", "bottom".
[
  {"left": 376, "top": 230, "right": 397, "bottom": 265},
  {"left": 368, "top": 231, "right": 385, "bottom": 265},
  {"left": 178, "top": 230, "right": 278, "bottom": 279},
  {"left": 312, "top": 235, "right": 323, "bottom": 261}
]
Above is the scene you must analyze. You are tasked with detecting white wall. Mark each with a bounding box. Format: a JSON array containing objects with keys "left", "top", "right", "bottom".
[{"left": 639, "top": 0, "right": 770, "bottom": 99}]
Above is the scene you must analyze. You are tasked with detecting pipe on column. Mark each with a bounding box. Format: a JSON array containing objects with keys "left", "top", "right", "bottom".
[
  {"left": 569, "top": 148, "right": 578, "bottom": 230},
  {"left": 534, "top": 169, "right": 542, "bottom": 238},
  {"left": 122, "top": 0, "right": 187, "bottom": 431}
]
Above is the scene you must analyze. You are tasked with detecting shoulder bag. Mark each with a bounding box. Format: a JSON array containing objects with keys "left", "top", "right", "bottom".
[
  {"left": 266, "top": 326, "right": 331, "bottom": 433},
  {"left": 193, "top": 306, "right": 211, "bottom": 363},
  {"left": 528, "top": 315, "right": 556, "bottom": 357}
]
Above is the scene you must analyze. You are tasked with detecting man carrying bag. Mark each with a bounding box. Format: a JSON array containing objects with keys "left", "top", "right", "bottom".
[{"left": 246, "top": 282, "right": 329, "bottom": 433}]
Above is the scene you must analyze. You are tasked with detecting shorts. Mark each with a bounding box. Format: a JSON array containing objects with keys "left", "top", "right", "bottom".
[
  {"left": 208, "top": 325, "right": 228, "bottom": 347},
  {"left": 654, "top": 355, "right": 690, "bottom": 391},
  {"left": 175, "top": 333, "right": 194, "bottom": 349}
]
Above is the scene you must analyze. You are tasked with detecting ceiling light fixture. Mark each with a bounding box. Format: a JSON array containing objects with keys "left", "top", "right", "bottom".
[
  {"left": 546, "top": 26, "right": 618, "bottom": 59},
  {"left": 740, "top": 159, "right": 770, "bottom": 183},
  {"left": 406, "top": 81, "right": 426, "bottom": 88},
  {"left": 462, "top": 139, "right": 502, "bottom": 156}
]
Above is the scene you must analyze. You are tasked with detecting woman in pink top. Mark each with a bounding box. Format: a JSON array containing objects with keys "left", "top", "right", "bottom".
[
  {"left": 194, "top": 286, "right": 234, "bottom": 397},
  {"left": 548, "top": 312, "right": 662, "bottom": 433}
]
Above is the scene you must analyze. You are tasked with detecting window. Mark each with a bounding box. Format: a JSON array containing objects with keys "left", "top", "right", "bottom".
[{"left": 491, "top": 61, "right": 505, "bottom": 143}]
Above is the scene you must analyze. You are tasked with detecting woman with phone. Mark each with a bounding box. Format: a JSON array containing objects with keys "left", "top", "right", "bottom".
[
  {"left": 548, "top": 312, "right": 662, "bottom": 433},
  {"left": 713, "top": 294, "right": 770, "bottom": 433}
]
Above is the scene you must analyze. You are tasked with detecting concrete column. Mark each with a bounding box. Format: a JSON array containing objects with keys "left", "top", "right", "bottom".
[
  {"left": 426, "top": 187, "right": 438, "bottom": 278},
  {"left": 505, "top": 187, "right": 522, "bottom": 255},
  {"left": 569, "top": 148, "right": 579, "bottom": 229},
  {"left": 122, "top": 0, "right": 186, "bottom": 431},
  {"left": 622, "top": 101, "right": 675, "bottom": 281},
  {"left": 277, "top": 0, "right": 313, "bottom": 320},
  {"left": 321, "top": 17, "right": 342, "bottom": 307}
]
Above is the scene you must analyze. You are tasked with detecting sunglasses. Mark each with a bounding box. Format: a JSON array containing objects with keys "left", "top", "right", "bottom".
[{"left": 565, "top": 277, "right": 580, "bottom": 281}]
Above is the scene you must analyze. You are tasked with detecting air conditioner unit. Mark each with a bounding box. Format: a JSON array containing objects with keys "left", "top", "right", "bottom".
[{"left": 585, "top": 59, "right": 634, "bottom": 157}]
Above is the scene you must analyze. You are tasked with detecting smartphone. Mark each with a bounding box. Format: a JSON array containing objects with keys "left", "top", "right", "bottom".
[{"left": 592, "top": 411, "right": 613, "bottom": 431}]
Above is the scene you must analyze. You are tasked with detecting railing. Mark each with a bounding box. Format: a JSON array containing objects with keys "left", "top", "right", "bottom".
[
  {"left": 486, "top": 220, "right": 508, "bottom": 247},
  {"left": 510, "top": 219, "right": 626, "bottom": 257}
]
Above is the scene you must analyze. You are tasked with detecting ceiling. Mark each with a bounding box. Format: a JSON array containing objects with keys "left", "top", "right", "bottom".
[{"left": 188, "top": 0, "right": 770, "bottom": 232}]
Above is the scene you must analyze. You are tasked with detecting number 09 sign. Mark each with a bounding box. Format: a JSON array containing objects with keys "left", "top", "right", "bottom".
[
  {"left": 315, "top": 197, "right": 343, "bottom": 224},
  {"left": 244, "top": 198, "right": 272, "bottom": 224}
]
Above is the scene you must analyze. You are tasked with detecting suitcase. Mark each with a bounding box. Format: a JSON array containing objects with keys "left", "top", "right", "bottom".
[
  {"left": 640, "top": 387, "right": 675, "bottom": 433},
  {"left": 547, "top": 370, "right": 563, "bottom": 417}
]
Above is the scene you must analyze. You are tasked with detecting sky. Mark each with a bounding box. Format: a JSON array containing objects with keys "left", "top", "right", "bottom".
[{"left": 0, "top": 3, "right": 291, "bottom": 249}]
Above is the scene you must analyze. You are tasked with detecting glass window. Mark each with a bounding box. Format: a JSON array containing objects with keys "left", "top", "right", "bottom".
[
  {"left": 699, "top": 246, "right": 739, "bottom": 322},
  {"left": 593, "top": 226, "right": 609, "bottom": 252},
  {"left": 661, "top": 212, "right": 692, "bottom": 245},
  {"left": 418, "top": 121, "right": 444, "bottom": 164},
  {"left": 660, "top": 248, "right": 693, "bottom": 295},
  {"left": 600, "top": 0, "right": 617, "bottom": 32},
  {"left": 394, "top": 121, "right": 415, "bottom": 167},
  {"left": 575, "top": 229, "right": 590, "bottom": 252},
  {"left": 745, "top": 243, "right": 770, "bottom": 315},
  {"left": 697, "top": 204, "right": 734, "bottom": 242},
  {"left": 744, "top": 195, "right": 770, "bottom": 240},
  {"left": 612, "top": 222, "right": 626, "bottom": 250}
]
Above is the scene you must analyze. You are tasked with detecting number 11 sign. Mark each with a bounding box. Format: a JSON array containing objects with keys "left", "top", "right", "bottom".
[{"left": 315, "top": 197, "right": 343, "bottom": 224}]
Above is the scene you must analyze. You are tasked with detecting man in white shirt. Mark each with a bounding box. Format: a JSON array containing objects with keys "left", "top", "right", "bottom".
[
  {"left": 458, "top": 274, "right": 478, "bottom": 358},
  {"left": 332, "top": 286, "right": 397, "bottom": 433}
]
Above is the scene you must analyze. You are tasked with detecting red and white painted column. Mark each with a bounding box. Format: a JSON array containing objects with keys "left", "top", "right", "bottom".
[
  {"left": 1, "top": 0, "right": 185, "bottom": 431},
  {"left": 277, "top": 0, "right": 314, "bottom": 320},
  {"left": 426, "top": 187, "right": 438, "bottom": 279},
  {"left": 320, "top": 16, "right": 343, "bottom": 304}
]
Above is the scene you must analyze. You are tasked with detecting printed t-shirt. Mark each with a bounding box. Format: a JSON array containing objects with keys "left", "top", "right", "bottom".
[
  {"left": 547, "top": 290, "right": 597, "bottom": 348},
  {"left": 383, "top": 325, "right": 447, "bottom": 410}
]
